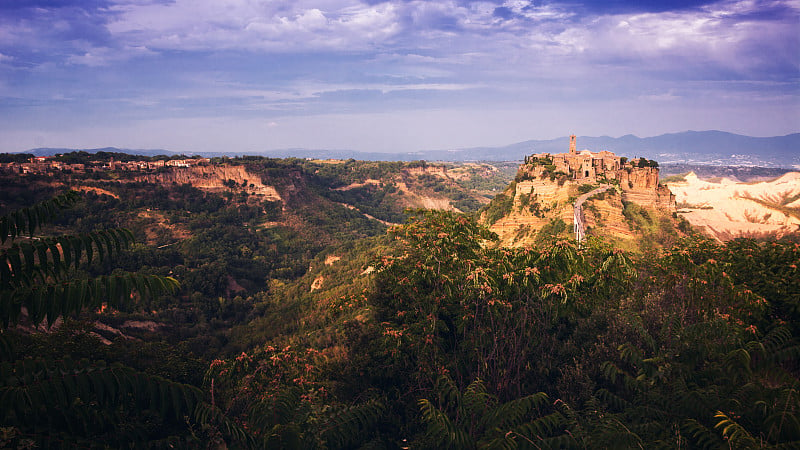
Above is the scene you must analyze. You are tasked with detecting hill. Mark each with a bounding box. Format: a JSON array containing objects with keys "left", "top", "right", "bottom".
[
  {"left": 667, "top": 171, "right": 800, "bottom": 241},
  {"left": 15, "top": 131, "right": 800, "bottom": 166},
  {"left": 459, "top": 131, "right": 799, "bottom": 166},
  {"left": 478, "top": 141, "right": 680, "bottom": 249}
]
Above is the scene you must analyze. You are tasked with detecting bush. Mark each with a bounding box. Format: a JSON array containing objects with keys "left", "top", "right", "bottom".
[{"left": 482, "top": 192, "right": 513, "bottom": 225}]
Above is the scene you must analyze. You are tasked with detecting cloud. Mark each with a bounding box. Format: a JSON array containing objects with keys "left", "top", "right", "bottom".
[
  {"left": 510, "top": 0, "right": 800, "bottom": 81},
  {"left": 66, "top": 45, "right": 155, "bottom": 66},
  {"left": 5, "top": 0, "right": 797, "bottom": 81},
  {"left": 0, "top": 0, "right": 797, "bottom": 153},
  {"left": 570, "top": 0, "right": 722, "bottom": 14},
  {"left": 107, "top": 0, "right": 402, "bottom": 52},
  {"left": 638, "top": 91, "right": 680, "bottom": 102}
]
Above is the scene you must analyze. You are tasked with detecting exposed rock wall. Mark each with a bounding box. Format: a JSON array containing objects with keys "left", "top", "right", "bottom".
[
  {"left": 617, "top": 167, "right": 676, "bottom": 211},
  {"left": 515, "top": 180, "right": 565, "bottom": 205},
  {"left": 489, "top": 179, "right": 575, "bottom": 246},
  {"left": 136, "top": 165, "right": 282, "bottom": 201},
  {"left": 403, "top": 165, "right": 449, "bottom": 178}
]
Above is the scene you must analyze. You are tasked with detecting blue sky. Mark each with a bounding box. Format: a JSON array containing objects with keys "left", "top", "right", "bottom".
[{"left": 1, "top": 0, "right": 798, "bottom": 153}]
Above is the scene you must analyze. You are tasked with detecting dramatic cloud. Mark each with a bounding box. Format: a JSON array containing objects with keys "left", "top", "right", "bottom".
[{"left": 0, "top": 0, "right": 797, "bottom": 152}]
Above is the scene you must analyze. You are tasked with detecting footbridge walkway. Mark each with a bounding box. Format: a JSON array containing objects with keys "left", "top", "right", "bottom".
[{"left": 573, "top": 185, "right": 615, "bottom": 242}]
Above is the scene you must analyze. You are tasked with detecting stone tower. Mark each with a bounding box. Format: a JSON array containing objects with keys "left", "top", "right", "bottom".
[{"left": 569, "top": 134, "right": 576, "bottom": 154}]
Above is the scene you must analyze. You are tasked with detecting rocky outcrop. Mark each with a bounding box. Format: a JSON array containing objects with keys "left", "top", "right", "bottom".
[
  {"left": 488, "top": 180, "right": 575, "bottom": 246},
  {"left": 515, "top": 180, "right": 566, "bottom": 205},
  {"left": 617, "top": 167, "right": 676, "bottom": 211},
  {"left": 403, "top": 165, "right": 449, "bottom": 178},
  {"left": 487, "top": 161, "right": 676, "bottom": 247},
  {"left": 137, "top": 165, "right": 282, "bottom": 201}
]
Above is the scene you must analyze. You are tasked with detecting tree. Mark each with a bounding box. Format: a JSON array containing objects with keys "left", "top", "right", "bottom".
[
  {"left": 0, "top": 191, "right": 179, "bottom": 327},
  {"left": 418, "top": 376, "right": 571, "bottom": 449},
  {"left": 0, "top": 191, "right": 249, "bottom": 447}
]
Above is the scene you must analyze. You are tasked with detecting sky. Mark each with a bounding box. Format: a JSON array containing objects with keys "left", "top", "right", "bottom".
[{"left": 0, "top": 0, "right": 798, "bottom": 154}]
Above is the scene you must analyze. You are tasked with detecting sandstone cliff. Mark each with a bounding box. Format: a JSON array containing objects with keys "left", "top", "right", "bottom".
[
  {"left": 137, "top": 165, "right": 282, "bottom": 201},
  {"left": 582, "top": 195, "right": 634, "bottom": 240},
  {"left": 617, "top": 167, "right": 675, "bottom": 211}
]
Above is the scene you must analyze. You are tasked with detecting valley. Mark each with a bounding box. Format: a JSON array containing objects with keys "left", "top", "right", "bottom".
[{"left": 1, "top": 150, "right": 798, "bottom": 447}]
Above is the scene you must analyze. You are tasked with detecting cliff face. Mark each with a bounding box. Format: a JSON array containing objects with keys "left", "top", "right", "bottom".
[
  {"left": 617, "top": 167, "right": 675, "bottom": 211},
  {"left": 485, "top": 179, "right": 574, "bottom": 247},
  {"left": 402, "top": 165, "right": 449, "bottom": 178},
  {"left": 137, "top": 165, "right": 282, "bottom": 201},
  {"left": 397, "top": 165, "right": 463, "bottom": 212}
]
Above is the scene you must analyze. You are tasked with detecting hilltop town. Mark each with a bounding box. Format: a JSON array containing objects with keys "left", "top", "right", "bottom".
[
  {"left": 484, "top": 135, "right": 676, "bottom": 246},
  {"left": 0, "top": 155, "right": 210, "bottom": 175}
]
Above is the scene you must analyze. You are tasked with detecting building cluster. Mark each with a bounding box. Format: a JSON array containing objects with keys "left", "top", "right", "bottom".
[
  {"left": 523, "top": 135, "right": 632, "bottom": 181},
  {"left": 516, "top": 134, "right": 673, "bottom": 211},
  {"left": 0, "top": 156, "right": 210, "bottom": 175}
]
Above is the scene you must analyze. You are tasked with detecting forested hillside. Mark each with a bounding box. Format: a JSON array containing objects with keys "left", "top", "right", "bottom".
[{"left": 1, "top": 154, "right": 798, "bottom": 447}]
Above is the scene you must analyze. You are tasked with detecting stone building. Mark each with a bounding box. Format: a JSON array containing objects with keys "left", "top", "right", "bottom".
[
  {"left": 524, "top": 135, "right": 622, "bottom": 181},
  {"left": 519, "top": 135, "right": 674, "bottom": 210}
]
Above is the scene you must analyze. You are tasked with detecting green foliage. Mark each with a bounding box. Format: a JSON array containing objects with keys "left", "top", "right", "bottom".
[
  {"left": 418, "top": 376, "right": 568, "bottom": 449},
  {"left": 346, "top": 212, "right": 647, "bottom": 442},
  {"left": 592, "top": 324, "right": 800, "bottom": 447},
  {"left": 0, "top": 154, "right": 34, "bottom": 164},
  {"left": 205, "top": 344, "right": 385, "bottom": 448},
  {"left": 660, "top": 173, "right": 688, "bottom": 183},
  {"left": 3, "top": 158, "right": 799, "bottom": 448},
  {"left": 535, "top": 218, "right": 567, "bottom": 243},
  {"left": 523, "top": 155, "right": 553, "bottom": 167},
  {"left": 0, "top": 190, "right": 80, "bottom": 244},
  {"left": 0, "top": 194, "right": 179, "bottom": 328},
  {"left": 636, "top": 158, "right": 659, "bottom": 168},
  {"left": 0, "top": 191, "right": 248, "bottom": 447},
  {"left": 622, "top": 202, "right": 654, "bottom": 230},
  {"left": 481, "top": 184, "right": 515, "bottom": 225},
  {"left": 0, "top": 357, "right": 205, "bottom": 446}
]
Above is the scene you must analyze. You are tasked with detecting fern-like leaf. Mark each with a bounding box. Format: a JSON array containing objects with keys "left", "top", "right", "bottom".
[
  {"left": 0, "top": 191, "right": 81, "bottom": 244},
  {"left": 2, "top": 273, "right": 179, "bottom": 328},
  {"left": 321, "top": 398, "right": 385, "bottom": 449},
  {"left": 0, "top": 357, "right": 206, "bottom": 446},
  {"left": 714, "top": 411, "right": 758, "bottom": 447},
  {"left": 419, "top": 397, "right": 472, "bottom": 449}
]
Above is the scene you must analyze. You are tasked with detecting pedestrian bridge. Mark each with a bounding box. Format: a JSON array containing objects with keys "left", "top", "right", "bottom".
[{"left": 573, "top": 185, "right": 615, "bottom": 242}]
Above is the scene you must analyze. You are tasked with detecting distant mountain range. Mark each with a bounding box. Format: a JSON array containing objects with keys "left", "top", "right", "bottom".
[{"left": 14, "top": 131, "right": 800, "bottom": 167}]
